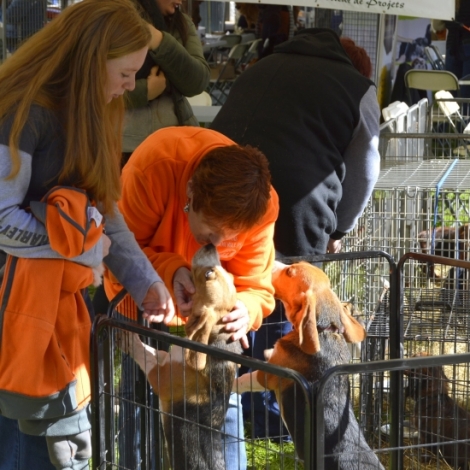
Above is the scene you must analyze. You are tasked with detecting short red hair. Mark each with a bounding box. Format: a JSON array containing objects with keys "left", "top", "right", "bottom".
[
  {"left": 340, "top": 37, "right": 372, "bottom": 79},
  {"left": 191, "top": 145, "right": 271, "bottom": 230}
]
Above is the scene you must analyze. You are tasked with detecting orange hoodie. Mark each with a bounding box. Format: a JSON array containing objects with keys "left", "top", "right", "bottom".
[
  {"left": 104, "top": 127, "right": 279, "bottom": 330},
  {"left": 0, "top": 187, "right": 102, "bottom": 421}
]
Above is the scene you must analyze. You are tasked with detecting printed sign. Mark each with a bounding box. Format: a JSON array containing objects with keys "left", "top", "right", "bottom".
[{"left": 235, "top": 0, "right": 454, "bottom": 21}]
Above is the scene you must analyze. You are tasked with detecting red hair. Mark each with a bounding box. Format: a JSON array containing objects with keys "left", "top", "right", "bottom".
[
  {"left": 191, "top": 145, "right": 271, "bottom": 230},
  {"left": 340, "top": 37, "right": 372, "bottom": 79}
]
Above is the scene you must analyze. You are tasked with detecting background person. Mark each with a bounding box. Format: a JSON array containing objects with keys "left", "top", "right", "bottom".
[
  {"left": 0, "top": 1, "right": 174, "bottom": 469},
  {"left": 433, "top": 0, "right": 470, "bottom": 98},
  {"left": 1, "top": 0, "right": 47, "bottom": 53},
  {"left": 104, "top": 125, "right": 280, "bottom": 470},
  {"left": 121, "top": 0, "right": 210, "bottom": 163},
  {"left": 211, "top": 27, "right": 380, "bottom": 440}
]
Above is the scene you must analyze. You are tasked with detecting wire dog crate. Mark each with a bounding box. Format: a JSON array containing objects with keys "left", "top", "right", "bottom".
[
  {"left": 91, "top": 297, "right": 312, "bottom": 470},
  {"left": 344, "top": 160, "right": 470, "bottom": 284},
  {"left": 278, "top": 253, "right": 470, "bottom": 470},
  {"left": 313, "top": 350, "right": 470, "bottom": 470},
  {"left": 90, "top": 253, "right": 470, "bottom": 469},
  {"left": 91, "top": 252, "right": 396, "bottom": 470},
  {"left": 379, "top": 97, "right": 470, "bottom": 168}
]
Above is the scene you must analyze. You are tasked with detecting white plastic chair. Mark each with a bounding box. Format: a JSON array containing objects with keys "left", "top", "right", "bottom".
[
  {"left": 382, "top": 101, "right": 409, "bottom": 122},
  {"left": 435, "top": 90, "right": 467, "bottom": 131}
]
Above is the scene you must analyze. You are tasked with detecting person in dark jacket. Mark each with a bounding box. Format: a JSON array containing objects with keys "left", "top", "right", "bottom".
[
  {"left": 2, "top": 0, "right": 47, "bottom": 52},
  {"left": 435, "top": 0, "right": 470, "bottom": 98},
  {"left": 211, "top": 27, "right": 380, "bottom": 439}
]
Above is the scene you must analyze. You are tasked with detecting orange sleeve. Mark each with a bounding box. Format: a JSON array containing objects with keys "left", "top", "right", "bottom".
[
  {"left": 30, "top": 186, "right": 102, "bottom": 258},
  {"left": 117, "top": 156, "right": 190, "bottom": 302},
  {"left": 226, "top": 187, "right": 279, "bottom": 331}
]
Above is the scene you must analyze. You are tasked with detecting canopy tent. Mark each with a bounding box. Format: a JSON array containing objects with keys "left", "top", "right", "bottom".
[{"left": 207, "top": 0, "right": 455, "bottom": 21}]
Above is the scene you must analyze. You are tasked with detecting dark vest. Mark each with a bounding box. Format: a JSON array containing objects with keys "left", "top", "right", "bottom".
[{"left": 212, "top": 30, "right": 372, "bottom": 257}]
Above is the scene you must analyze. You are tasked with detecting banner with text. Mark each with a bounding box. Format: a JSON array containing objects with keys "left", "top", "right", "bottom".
[{"left": 236, "top": 0, "right": 454, "bottom": 21}]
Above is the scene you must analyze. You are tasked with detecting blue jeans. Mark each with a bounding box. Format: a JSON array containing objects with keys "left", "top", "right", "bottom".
[
  {"left": 241, "top": 301, "right": 292, "bottom": 441},
  {"left": 223, "top": 392, "right": 247, "bottom": 469},
  {"left": 0, "top": 416, "right": 55, "bottom": 470}
]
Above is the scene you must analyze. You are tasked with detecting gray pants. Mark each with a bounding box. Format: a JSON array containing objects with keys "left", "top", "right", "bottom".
[{"left": 46, "top": 430, "right": 91, "bottom": 470}]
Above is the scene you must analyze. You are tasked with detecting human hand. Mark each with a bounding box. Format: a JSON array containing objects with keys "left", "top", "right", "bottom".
[
  {"left": 327, "top": 238, "right": 342, "bottom": 253},
  {"left": 142, "top": 281, "right": 175, "bottom": 324},
  {"left": 222, "top": 299, "right": 249, "bottom": 348},
  {"left": 173, "top": 267, "right": 196, "bottom": 317},
  {"left": 147, "top": 23, "right": 163, "bottom": 50},
  {"left": 102, "top": 233, "right": 111, "bottom": 258},
  {"left": 147, "top": 66, "right": 167, "bottom": 100}
]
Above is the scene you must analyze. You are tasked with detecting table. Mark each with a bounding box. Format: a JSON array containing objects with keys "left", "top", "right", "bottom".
[
  {"left": 190, "top": 105, "right": 222, "bottom": 124},
  {"left": 202, "top": 39, "right": 228, "bottom": 54}
]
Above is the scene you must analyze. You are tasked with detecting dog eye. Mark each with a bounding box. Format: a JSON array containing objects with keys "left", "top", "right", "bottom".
[{"left": 205, "top": 269, "right": 214, "bottom": 279}]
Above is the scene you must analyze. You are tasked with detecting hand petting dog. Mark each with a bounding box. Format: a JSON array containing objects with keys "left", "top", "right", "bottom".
[{"left": 141, "top": 280, "right": 176, "bottom": 325}]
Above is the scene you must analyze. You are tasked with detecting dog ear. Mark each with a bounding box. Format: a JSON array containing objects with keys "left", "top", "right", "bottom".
[
  {"left": 340, "top": 303, "right": 367, "bottom": 343},
  {"left": 298, "top": 291, "right": 320, "bottom": 355},
  {"left": 184, "top": 306, "right": 217, "bottom": 370}
]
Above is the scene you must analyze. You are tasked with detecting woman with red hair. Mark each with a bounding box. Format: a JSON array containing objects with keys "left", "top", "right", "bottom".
[{"left": 340, "top": 36, "right": 373, "bottom": 78}]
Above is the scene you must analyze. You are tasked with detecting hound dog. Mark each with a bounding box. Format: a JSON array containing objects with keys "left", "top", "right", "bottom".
[
  {"left": 120, "top": 244, "right": 242, "bottom": 470},
  {"left": 235, "top": 261, "right": 384, "bottom": 469},
  {"left": 405, "top": 352, "right": 470, "bottom": 469}
]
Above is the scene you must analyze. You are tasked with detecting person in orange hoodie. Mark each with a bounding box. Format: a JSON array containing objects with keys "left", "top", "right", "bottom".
[
  {"left": 0, "top": 2, "right": 175, "bottom": 469},
  {"left": 104, "top": 125, "right": 279, "bottom": 470}
]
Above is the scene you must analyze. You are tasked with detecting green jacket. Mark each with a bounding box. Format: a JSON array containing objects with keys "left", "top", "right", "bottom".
[{"left": 123, "top": 13, "right": 210, "bottom": 152}]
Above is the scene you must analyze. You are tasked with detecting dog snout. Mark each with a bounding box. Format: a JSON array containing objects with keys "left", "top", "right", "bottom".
[{"left": 192, "top": 243, "right": 221, "bottom": 268}]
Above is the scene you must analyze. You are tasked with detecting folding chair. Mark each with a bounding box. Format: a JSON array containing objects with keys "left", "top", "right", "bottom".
[
  {"left": 236, "top": 38, "right": 263, "bottom": 72},
  {"left": 245, "top": 38, "right": 263, "bottom": 63},
  {"left": 434, "top": 90, "right": 467, "bottom": 131},
  {"left": 211, "top": 33, "right": 242, "bottom": 64},
  {"left": 208, "top": 42, "right": 249, "bottom": 105},
  {"left": 404, "top": 69, "right": 460, "bottom": 102},
  {"left": 424, "top": 45, "right": 445, "bottom": 70}
]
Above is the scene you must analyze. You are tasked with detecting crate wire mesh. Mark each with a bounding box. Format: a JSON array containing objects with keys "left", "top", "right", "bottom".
[
  {"left": 276, "top": 252, "right": 397, "bottom": 455},
  {"left": 338, "top": 157, "right": 470, "bottom": 469},
  {"left": 344, "top": 160, "right": 470, "bottom": 283},
  {"left": 379, "top": 97, "right": 470, "bottom": 168},
  {"left": 91, "top": 307, "right": 311, "bottom": 470},
  {"left": 398, "top": 254, "right": 470, "bottom": 470},
  {"left": 90, "top": 254, "right": 470, "bottom": 469},
  {"left": 90, "top": 252, "right": 395, "bottom": 470},
  {"left": 308, "top": 253, "right": 470, "bottom": 470},
  {"left": 313, "top": 352, "right": 470, "bottom": 470},
  {"left": 379, "top": 98, "right": 428, "bottom": 169}
]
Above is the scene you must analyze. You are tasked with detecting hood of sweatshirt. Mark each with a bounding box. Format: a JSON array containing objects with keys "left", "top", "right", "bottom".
[{"left": 273, "top": 28, "right": 354, "bottom": 68}]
